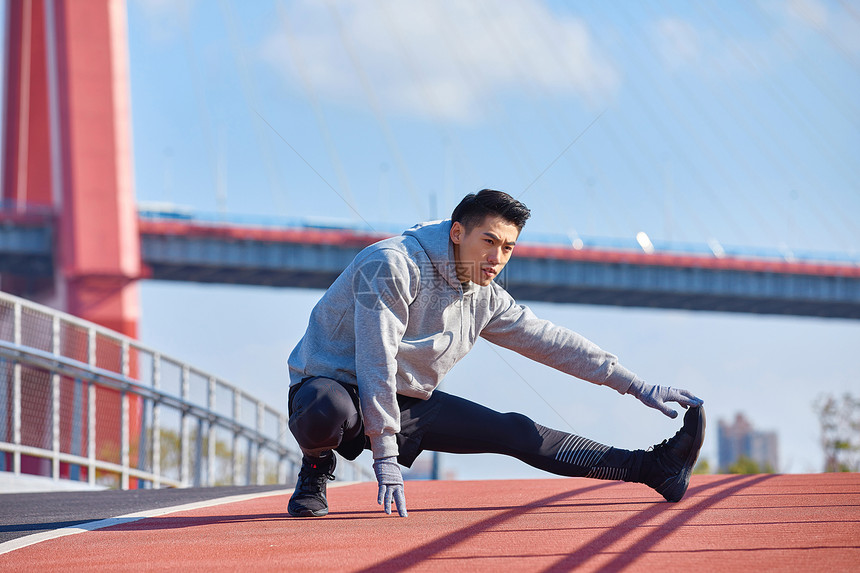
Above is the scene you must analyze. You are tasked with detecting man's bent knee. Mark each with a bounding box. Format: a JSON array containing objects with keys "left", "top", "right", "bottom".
[{"left": 289, "top": 378, "right": 358, "bottom": 453}]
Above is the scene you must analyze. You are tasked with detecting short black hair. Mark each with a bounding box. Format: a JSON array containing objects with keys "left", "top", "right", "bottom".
[{"left": 451, "top": 189, "right": 531, "bottom": 232}]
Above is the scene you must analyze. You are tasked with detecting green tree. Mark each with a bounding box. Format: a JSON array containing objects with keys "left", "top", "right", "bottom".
[
  {"left": 814, "top": 393, "right": 860, "bottom": 472},
  {"left": 693, "top": 458, "right": 711, "bottom": 474},
  {"left": 727, "top": 455, "right": 774, "bottom": 474}
]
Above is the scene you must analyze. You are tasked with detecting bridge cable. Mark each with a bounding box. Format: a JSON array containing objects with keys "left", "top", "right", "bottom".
[
  {"left": 549, "top": 4, "right": 717, "bottom": 244},
  {"left": 631, "top": 1, "right": 806, "bottom": 249},
  {"left": 253, "top": 111, "right": 376, "bottom": 230},
  {"left": 696, "top": 1, "right": 860, "bottom": 248},
  {"left": 374, "top": 0, "right": 482, "bottom": 201},
  {"left": 701, "top": 2, "right": 859, "bottom": 184},
  {"left": 610, "top": 4, "right": 757, "bottom": 246},
  {"left": 723, "top": 1, "right": 860, "bottom": 245},
  {"left": 217, "top": 0, "right": 295, "bottom": 217},
  {"left": 179, "top": 17, "right": 223, "bottom": 213},
  {"left": 517, "top": 2, "right": 713, "bottom": 245},
  {"left": 427, "top": 4, "right": 548, "bottom": 202},
  {"left": 470, "top": 0, "right": 633, "bottom": 239},
  {"left": 274, "top": 0, "right": 359, "bottom": 216},
  {"left": 324, "top": 0, "right": 425, "bottom": 220}
]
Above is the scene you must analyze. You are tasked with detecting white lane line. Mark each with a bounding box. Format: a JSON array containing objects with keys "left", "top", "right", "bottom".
[{"left": 0, "top": 483, "right": 357, "bottom": 556}]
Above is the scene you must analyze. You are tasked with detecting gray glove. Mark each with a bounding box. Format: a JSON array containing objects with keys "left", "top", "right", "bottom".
[
  {"left": 373, "top": 456, "right": 407, "bottom": 517},
  {"left": 627, "top": 379, "right": 703, "bottom": 418}
]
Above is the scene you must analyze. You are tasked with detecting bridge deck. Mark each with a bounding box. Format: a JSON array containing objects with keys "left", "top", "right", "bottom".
[
  {"left": 1, "top": 473, "right": 858, "bottom": 571},
  {"left": 3, "top": 209, "right": 860, "bottom": 317}
]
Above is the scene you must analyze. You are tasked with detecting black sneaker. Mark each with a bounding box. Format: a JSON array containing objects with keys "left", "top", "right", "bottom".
[
  {"left": 641, "top": 406, "right": 706, "bottom": 502},
  {"left": 288, "top": 454, "right": 336, "bottom": 517}
]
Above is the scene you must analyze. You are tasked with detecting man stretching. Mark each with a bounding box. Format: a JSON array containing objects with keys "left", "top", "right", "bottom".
[{"left": 287, "top": 189, "right": 705, "bottom": 517}]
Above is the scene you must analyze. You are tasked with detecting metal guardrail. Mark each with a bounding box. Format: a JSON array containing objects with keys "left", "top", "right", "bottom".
[{"left": 0, "top": 291, "right": 374, "bottom": 489}]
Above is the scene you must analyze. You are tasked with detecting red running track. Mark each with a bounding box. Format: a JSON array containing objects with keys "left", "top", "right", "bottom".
[{"left": 2, "top": 473, "right": 858, "bottom": 572}]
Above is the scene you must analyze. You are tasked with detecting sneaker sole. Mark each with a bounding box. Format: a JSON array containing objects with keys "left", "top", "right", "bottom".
[
  {"left": 658, "top": 405, "right": 706, "bottom": 502},
  {"left": 288, "top": 506, "right": 329, "bottom": 518}
]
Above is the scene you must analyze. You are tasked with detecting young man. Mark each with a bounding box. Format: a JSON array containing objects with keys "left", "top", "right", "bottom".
[{"left": 287, "top": 189, "right": 704, "bottom": 518}]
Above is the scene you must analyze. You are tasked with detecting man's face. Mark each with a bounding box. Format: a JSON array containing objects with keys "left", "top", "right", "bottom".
[{"left": 450, "top": 215, "right": 520, "bottom": 286}]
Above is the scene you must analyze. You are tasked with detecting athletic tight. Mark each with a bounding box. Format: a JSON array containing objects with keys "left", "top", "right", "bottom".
[{"left": 289, "top": 377, "right": 644, "bottom": 483}]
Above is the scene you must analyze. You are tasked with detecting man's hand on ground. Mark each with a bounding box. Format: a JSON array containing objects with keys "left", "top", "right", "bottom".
[
  {"left": 627, "top": 379, "right": 703, "bottom": 418},
  {"left": 373, "top": 456, "right": 407, "bottom": 517}
]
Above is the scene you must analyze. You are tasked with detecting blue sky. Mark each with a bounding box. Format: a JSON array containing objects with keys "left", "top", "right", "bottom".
[{"left": 127, "top": 0, "right": 859, "bottom": 478}]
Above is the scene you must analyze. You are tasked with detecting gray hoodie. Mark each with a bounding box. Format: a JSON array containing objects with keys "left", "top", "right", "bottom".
[{"left": 288, "top": 219, "right": 641, "bottom": 459}]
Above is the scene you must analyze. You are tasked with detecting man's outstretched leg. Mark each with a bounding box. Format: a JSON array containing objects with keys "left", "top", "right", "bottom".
[
  {"left": 419, "top": 392, "right": 706, "bottom": 502},
  {"left": 287, "top": 377, "right": 363, "bottom": 517}
]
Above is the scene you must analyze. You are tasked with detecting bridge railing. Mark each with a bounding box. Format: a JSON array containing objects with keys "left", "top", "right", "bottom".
[{"left": 0, "top": 291, "right": 374, "bottom": 489}]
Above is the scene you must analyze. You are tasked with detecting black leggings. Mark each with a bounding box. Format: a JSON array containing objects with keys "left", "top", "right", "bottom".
[{"left": 288, "top": 377, "right": 643, "bottom": 482}]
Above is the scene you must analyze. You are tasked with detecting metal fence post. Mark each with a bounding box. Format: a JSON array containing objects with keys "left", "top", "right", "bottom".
[
  {"left": 152, "top": 352, "right": 161, "bottom": 488},
  {"left": 194, "top": 417, "right": 203, "bottom": 487},
  {"left": 279, "top": 414, "right": 288, "bottom": 484},
  {"left": 233, "top": 388, "right": 241, "bottom": 486},
  {"left": 137, "top": 388, "right": 149, "bottom": 487},
  {"left": 12, "top": 301, "right": 21, "bottom": 476},
  {"left": 121, "top": 340, "right": 130, "bottom": 490},
  {"left": 87, "top": 328, "right": 96, "bottom": 486},
  {"left": 52, "top": 315, "right": 61, "bottom": 481},
  {"left": 256, "top": 401, "right": 264, "bottom": 485},
  {"left": 208, "top": 377, "right": 216, "bottom": 486},
  {"left": 121, "top": 389, "right": 129, "bottom": 490},
  {"left": 246, "top": 438, "right": 253, "bottom": 486},
  {"left": 180, "top": 364, "right": 190, "bottom": 486}
]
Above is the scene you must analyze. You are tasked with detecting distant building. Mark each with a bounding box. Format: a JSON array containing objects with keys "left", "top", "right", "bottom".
[{"left": 718, "top": 413, "right": 779, "bottom": 472}]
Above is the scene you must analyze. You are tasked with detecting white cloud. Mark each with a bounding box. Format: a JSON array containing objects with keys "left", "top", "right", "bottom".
[
  {"left": 784, "top": 0, "right": 829, "bottom": 30},
  {"left": 134, "top": 0, "right": 195, "bottom": 21},
  {"left": 652, "top": 17, "right": 702, "bottom": 70},
  {"left": 132, "top": 0, "right": 196, "bottom": 42},
  {"left": 647, "top": 3, "right": 850, "bottom": 78},
  {"left": 780, "top": 0, "right": 860, "bottom": 55},
  {"left": 261, "top": 0, "right": 619, "bottom": 122}
]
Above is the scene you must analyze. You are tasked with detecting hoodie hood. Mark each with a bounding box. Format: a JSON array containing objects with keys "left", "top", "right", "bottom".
[{"left": 403, "top": 219, "right": 461, "bottom": 290}]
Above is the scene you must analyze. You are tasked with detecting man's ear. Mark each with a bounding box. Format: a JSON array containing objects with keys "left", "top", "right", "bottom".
[{"left": 450, "top": 221, "right": 464, "bottom": 245}]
